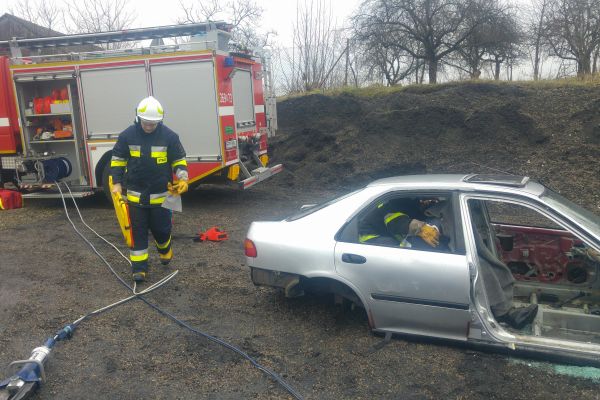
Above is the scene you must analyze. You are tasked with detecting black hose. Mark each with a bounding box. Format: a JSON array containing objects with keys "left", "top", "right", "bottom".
[{"left": 55, "top": 182, "right": 304, "bottom": 400}]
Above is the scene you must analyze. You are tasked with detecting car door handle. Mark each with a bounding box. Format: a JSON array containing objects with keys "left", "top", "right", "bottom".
[{"left": 342, "top": 253, "right": 367, "bottom": 264}]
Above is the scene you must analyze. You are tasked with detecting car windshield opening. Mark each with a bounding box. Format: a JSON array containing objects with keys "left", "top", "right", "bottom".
[{"left": 285, "top": 188, "right": 365, "bottom": 221}]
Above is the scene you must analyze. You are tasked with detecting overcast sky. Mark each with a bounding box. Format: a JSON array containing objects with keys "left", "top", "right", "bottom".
[{"left": 0, "top": 0, "right": 363, "bottom": 47}]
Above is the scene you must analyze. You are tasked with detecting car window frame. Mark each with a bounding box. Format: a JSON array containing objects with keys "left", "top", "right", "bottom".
[
  {"left": 466, "top": 198, "right": 500, "bottom": 257},
  {"left": 461, "top": 192, "right": 600, "bottom": 256},
  {"left": 336, "top": 190, "right": 466, "bottom": 255},
  {"left": 541, "top": 188, "right": 600, "bottom": 237}
]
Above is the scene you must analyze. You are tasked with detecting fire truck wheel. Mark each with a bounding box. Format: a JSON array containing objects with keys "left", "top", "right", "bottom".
[
  {"left": 101, "top": 162, "right": 112, "bottom": 202},
  {"left": 101, "top": 160, "right": 127, "bottom": 202}
]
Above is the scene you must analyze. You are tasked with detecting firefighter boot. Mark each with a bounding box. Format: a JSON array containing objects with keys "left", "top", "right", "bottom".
[
  {"left": 159, "top": 248, "right": 173, "bottom": 265},
  {"left": 129, "top": 248, "right": 149, "bottom": 282},
  {"left": 155, "top": 234, "right": 173, "bottom": 265},
  {"left": 132, "top": 271, "right": 147, "bottom": 282}
]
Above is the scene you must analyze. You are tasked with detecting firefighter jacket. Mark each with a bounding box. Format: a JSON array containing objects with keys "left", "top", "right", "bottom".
[
  {"left": 110, "top": 122, "right": 188, "bottom": 207},
  {"left": 358, "top": 211, "right": 410, "bottom": 245}
]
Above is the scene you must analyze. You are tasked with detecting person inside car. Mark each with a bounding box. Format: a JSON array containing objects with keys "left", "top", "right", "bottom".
[{"left": 359, "top": 197, "right": 450, "bottom": 252}]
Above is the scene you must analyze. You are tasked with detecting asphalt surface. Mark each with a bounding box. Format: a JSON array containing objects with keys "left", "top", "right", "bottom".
[{"left": 0, "top": 181, "right": 599, "bottom": 399}]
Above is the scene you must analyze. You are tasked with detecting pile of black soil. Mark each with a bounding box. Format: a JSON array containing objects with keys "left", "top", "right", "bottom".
[{"left": 271, "top": 82, "right": 600, "bottom": 210}]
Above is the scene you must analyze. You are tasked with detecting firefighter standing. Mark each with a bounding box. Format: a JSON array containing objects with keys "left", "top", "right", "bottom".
[{"left": 110, "top": 96, "right": 189, "bottom": 282}]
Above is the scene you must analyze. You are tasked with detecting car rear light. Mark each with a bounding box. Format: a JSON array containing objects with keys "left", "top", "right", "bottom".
[{"left": 244, "top": 239, "right": 257, "bottom": 257}]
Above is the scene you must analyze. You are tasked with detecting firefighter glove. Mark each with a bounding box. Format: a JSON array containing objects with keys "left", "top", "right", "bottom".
[
  {"left": 169, "top": 180, "right": 188, "bottom": 195},
  {"left": 417, "top": 224, "right": 440, "bottom": 247}
]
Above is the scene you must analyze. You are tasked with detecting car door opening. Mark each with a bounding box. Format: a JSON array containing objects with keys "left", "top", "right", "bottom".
[{"left": 467, "top": 198, "right": 600, "bottom": 346}]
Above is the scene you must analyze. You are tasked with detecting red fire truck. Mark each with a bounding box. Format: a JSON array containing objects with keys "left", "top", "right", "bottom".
[{"left": 0, "top": 22, "right": 281, "bottom": 199}]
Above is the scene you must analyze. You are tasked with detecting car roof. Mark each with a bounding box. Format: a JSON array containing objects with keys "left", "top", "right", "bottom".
[{"left": 367, "top": 174, "right": 546, "bottom": 197}]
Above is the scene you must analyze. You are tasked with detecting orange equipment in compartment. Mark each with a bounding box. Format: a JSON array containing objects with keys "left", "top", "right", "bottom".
[{"left": 53, "top": 130, "right": 73, "bottom": 139}]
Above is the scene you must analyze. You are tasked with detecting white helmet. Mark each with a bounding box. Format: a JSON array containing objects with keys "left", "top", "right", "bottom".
[{"left": 136, "top": 96, "right": 164, "bottom": 122}]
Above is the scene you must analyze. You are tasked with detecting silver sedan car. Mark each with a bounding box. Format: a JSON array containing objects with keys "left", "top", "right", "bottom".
[{"left": 245, "top": 174, "right": 600, "bottom": 364}]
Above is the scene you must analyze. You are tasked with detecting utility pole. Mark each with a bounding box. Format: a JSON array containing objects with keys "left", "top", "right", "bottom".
[
  {"left": 344, "top": 38, "right": 350, "bottom": 86},
  {"left": 319, "top": 40, "right": 350, "bottom": 89}
]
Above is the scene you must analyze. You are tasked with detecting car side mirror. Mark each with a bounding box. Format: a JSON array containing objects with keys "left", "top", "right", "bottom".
[{"left": 497, "top": 234, "right": 514, "bottom": 252}]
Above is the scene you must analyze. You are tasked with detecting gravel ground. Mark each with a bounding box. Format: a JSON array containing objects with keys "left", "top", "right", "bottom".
[{"left": 1, "top": 180, "right": 599, "bottom": 399}]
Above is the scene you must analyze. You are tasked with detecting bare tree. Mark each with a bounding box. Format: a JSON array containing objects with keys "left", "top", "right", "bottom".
[
  {"left": 346, "top": 45, "right": 375, "bottom": 87},
  {"left": 177, "top": 0, "right": 270, "bottom": 51},
  {"left": 451, "top": 0, "right": 513, "bottom": 79},
  {"left": 65, "top": 0, "right": 137, "bottom": 49},
  {"left": 366, "top": 44, "right": 416, "bottom": 85},
  {"left": 354, "top": 0, "right": 498, "bottom": 84},
  {"left": 9, "top": 0, "right": 64, "bottom": 33},
  {"left": 450, "top": 0, "right": 521, "bottom": 81},
  {"left": 279, "top": 0, "right": 343, "bottom": 92},
  {"left": 524, "top": 0, "right": 551, "bottom": 80},
  {"left": 544, "top": 0, "right": 600, "bottom": 77},
  {"left": 353, "top": 0, "right": 416, "bottom": 85},
  {"left": 485, "top": 8, "right": 522, "bottom": 80},
  {"left": 178, "top": 0, "right": 222, "bottom": 22}
]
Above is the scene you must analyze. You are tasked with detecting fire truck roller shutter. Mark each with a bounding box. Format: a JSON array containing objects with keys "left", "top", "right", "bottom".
[
  {"left": 80, "top": 67, "right": 149, "bottom": 138},
  {"left": 231, "top": 69, "right": 255, "bottom": 133},
  {"left": 150, "top": 61, "right": 221, "bottom": 160}
]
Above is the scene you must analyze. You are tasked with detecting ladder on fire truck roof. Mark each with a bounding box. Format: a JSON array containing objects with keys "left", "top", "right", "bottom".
[{"left": 0, "top": 21, "right": 232, "bottom": 58}]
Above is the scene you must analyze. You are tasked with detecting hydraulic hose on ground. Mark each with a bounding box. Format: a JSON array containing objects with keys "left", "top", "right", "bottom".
[
  {"left": 0, "top": 225, "right": 176, "bottom": 400},
  {"left": 57, "top": 183, "right": 304, "bottom": 399},
  {"left": 0, "top": 278, "right": 177, "bottom": 400},
  {"left": 57, "top": 182, "right": 304, "bottom": 399}
]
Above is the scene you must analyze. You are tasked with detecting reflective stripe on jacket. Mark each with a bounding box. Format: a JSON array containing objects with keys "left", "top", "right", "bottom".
[
  {"left": 359, "top": 234, "right": 380, "bottom": 243},
  {"left": 384, "top": 212, "right": 410, "bottom": 242},
  {"left": 110, "top": 123, "right": 188, "bottom": 207}
]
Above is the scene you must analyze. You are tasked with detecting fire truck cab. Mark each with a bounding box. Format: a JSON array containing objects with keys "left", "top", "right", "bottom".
[{"left": 0, "top": 22, "right": 281, "bottom": 198}]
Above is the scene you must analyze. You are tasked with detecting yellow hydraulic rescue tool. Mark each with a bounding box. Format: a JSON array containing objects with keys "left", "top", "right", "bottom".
[{"left": 109, "top": 176, "right": 133, "bottom": 248}]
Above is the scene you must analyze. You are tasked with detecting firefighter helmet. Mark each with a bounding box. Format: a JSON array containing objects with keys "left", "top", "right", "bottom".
[{"left": 136, "top": 96, "right": 164, "bottom": 122}]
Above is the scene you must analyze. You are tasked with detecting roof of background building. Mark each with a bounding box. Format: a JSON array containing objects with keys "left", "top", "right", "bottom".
[{"left": 0, "top": 13, "right": 101, "bottom": 55}]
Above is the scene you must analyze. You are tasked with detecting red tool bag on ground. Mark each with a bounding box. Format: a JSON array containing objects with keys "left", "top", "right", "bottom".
[
  {"left": 0, "top": 189, "right": 23, "bottom": 210},
  {"left": 197, "top": 227, "right": 229, "bottom": 242}
]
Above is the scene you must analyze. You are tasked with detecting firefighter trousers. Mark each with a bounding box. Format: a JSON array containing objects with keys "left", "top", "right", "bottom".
[{"left": 129, "top": 205, "right": 172, "bottom": 273}]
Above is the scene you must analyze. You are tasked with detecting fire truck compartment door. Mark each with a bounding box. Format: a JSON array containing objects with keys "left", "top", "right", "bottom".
[
  {"left": 80, "top": 66, "right": 148, "bottom": 137},
  {"left": 150, "top": 61, "right": 221, "bottom": 160},
  {"left": 232, "top": 69, "right": 255, "bottom": 133}
]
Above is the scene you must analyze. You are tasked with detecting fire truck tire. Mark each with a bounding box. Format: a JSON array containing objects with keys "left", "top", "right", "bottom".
[
  {"left": 101, "top": 160, "right": 127, "bottom": 203},
  {"left": 101, "top": 162, "right": 112, "bottom": 202}
]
